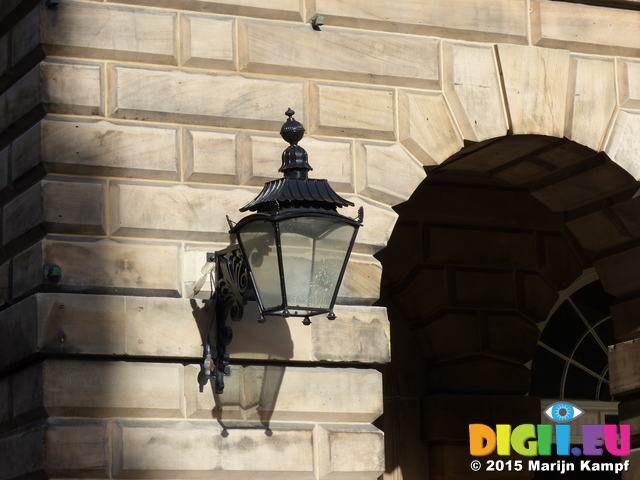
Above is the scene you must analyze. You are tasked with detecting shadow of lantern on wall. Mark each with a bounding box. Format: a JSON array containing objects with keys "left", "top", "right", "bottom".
[{"left": 204, "top": 109, "right": 363, "bottom": 393}]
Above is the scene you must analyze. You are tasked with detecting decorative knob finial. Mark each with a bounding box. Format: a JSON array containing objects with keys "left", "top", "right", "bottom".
[{"left": 280, "top": 108, "right": 305, "bottom": 146}]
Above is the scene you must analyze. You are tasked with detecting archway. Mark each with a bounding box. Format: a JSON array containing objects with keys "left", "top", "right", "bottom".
[{"left": 376, "top": 134, "right": 640, "bottom": 479}]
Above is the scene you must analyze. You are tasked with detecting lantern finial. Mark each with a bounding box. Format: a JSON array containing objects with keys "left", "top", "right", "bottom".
[{"left": 279, "top": 109, "right": 312, "bottom": 179}]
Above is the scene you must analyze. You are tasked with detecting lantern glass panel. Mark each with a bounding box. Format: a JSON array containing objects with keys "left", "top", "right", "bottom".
[
  {"left": 236, "top": 220, "right": 282, "bottom": 310},
  {"left": 279, "top": 216, "right": 356, "bottom": 315}
]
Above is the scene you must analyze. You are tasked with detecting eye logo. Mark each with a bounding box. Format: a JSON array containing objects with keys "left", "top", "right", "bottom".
[{"left": 544, "top": 402, "right": 584, "bottom": 423}]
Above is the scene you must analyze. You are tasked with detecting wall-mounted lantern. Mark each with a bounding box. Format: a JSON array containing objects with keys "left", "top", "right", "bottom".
[{"left": 205, "top": 109, "right": 363, "bottom": 393}]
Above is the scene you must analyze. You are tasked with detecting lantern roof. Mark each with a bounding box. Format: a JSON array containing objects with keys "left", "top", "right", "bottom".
[{"left": 239, "top": 109, "right": 354, "bottom": 213}]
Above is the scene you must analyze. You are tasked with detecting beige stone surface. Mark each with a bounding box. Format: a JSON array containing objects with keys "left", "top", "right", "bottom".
[
  {"left": 618, "top": 58, "right": 640, "bottom": 110},
  {"left": 180, "top": 14, "right": 235, "bottom": 69},
  {"left": 11, "top": 122, "right": 40, "bottom": 181},
  {"left": 443, "top": 42, "right": 508, "bottom": 143},
  {"left": 42, "top": 1, "right": 178, "bottom": 64},
  {"left": 244, "top": 132, "right": 353, "bottom": 191},
  {"left": 42, "top": 177, "right": 106, "bottom": 235},
  {"left": 532, "top": 0, "right": 640, "bottom": 57},
  {"left": 239, "top": 19, "right": 440, "bottom": 88},
  {"left": 338, "top": 254, "right": 382, "bottom": 305},
  {"left": 113, "top": 420, "right": 315, "bottom": 478},
  {"left": 41, "top": 60, "right": 103, "bottom": 116},
  {"left": 42, "top": 118, "right": 180, "bottom": 180},
  {"left": 565, "top": 55, "right": 617, "bottom": 151},
  {"left": 313, "top": 0, "right": 528, "bottom": 44},
  {"left": 398, "top": 90, "right": 463, "bottom": 165},
  {"left": 343, "top": 196, "right": 398, "bottom": 254},
  {"left": 42, "top": 238, "right": 181, "bottom": 296},
  {"left": 44, "top": 359, "right": 184, "bottom": 417},
  {"left": 610, "top": 338, "right": 640, "bottom": 395},
  {"left": 3, "top": 183, "right": 42, "bottom": 245},
  {"left": 108, "top": 65, "right": 305, "bottom": 129},
  {"left": 45, "top": 420, "right": 110, "bottom": 477},
  {"left": 184, "top": 127, "right": 238, "bottom": 184},
  {"left": 497, "top": 44, "right": 570, "bottom": 137},
  {"left": 13, "top": 242, "right": 43, "bottom": 298},
  {"left": 356, "top": 141, "right": 425, "bottom": 205},
  {"left": 309, "top": 83, "right": 395, "bottom": 140},
  {"left": 316, "top": 424, "right": 385, "bottom": 480},
  {"left": 107, "top": 0, "right": 303, "bottom": 21},
  {"left": 606, "top": 110, "right": 640, "bottom": 180},
  {"left": 109, "top": 181, "right": 256, "bottom": 240}
]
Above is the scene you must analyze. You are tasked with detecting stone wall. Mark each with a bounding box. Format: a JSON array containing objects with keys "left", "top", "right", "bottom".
[{"left": 1, "top": 0, "right": 640, "bottom": 479}]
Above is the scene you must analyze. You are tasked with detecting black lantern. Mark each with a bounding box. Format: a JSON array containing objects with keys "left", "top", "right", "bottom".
[{"left": 205, "top": 109, "right": 363, "bottom": 393}]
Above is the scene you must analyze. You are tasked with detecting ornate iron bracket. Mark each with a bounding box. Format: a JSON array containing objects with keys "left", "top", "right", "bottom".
[{"left": 204, "top": 247, "right": 250, "bottom": 394}]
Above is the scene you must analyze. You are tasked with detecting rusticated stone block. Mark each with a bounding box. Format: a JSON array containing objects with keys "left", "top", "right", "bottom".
[
  {"left": 12, "top": 363, "right": 43, "bottom": 419},
  {"left": 612, "top": 297, "right": 640, "bottom": 341},
  {"left": 42, "top": 177, "right": 106, "bottom": 235},
  {"left": 606, "top": 110, "right": 640, "bottom": 180},
  {"left": 312, "top": 306, "right": 390, "bottom": 364},
  {"left": 443, "top": 41, "right": 507, "bottom": 143},
  {"left": 517, "top": 272, "right": 559, "bottom": 323},
  {"left": 356, "top": 141, "right": 424, "bottom": 206},
  {"left": 2, "top": 183, "right": 42, "bottom": 245},
  {"left": 11, "top": 122, "right": 40, "bottom": 181},
  {"left": 619, "top": 58, "right": 640, "bottom": 111},
  {"left": 41, "top": 1, "right": 178, "bottom": 64},
  {"left": 344, "top": 195, "right": 398, "bottom": 255},
  {"left": 183, "top": 243, "right": 226, "bottom": 299},
  {"left": 43, "top": 359, "right": 184, "bottom": 417},
  {"left": 316, "top": 424, "right": 384, "bottom": 480},
  {"left": 454, "top": 269, "right": 516, "bottom": 309},
  {"left": 107, "top": 0, "right": 302, "bottom": 21},
  {"left": 183, "top": 127, "right": 238, "bottom": 184},
  {"left": 239, "top": 19, "right": 439, "bottom": 88},
  {"left": 313, "top": 0, "right": 528, "bottom": 44},
  {"left": 398, "top": 90, "right": 463, "bottom": 165},
  {"left": 42, "top": 118, "right": 180, "bottom": 180},
  {"left": 242, "top": 133, "right": 353, "bottom": 191},
  {"left": 337, "top": 254, "right": 382, "bottom": 306},
  {"left": 11, "top": 7, "right": 39, "bottom": 69},
  {"left": 13, "top": 242, "right": 43, "bottom": 298},
  {"left": 0, "top": 261, "right": 9, "bottom": 307},
  {"left": 0, "top": 424, "right": 44, "bottom": 480},
  {"left": 0, "top": 147, "right": 8, "bottom": 195},
  {"left": 565, "top": 55, "right": 616, "bottom": 151},
  {"left": 180, "top": 14, "right": 235, "bottom": 69},
  {"left": 390, "top": 266, "right": 448, "bottom": 322},
  {"left": 42, "top": 237, "right": 181, "bottom": 296},
  {"left": 5, "top": 65, "right": 39, "bottom": 128},
  {"left": 45, "top": 419, "right": 110, "bottom": 478},
  {"left": 532, "top": 0, "right": 640, "bottom": 57},
  {"left": 0, "top": 296, "right": 38, "bottom": 381},
  {"left": 497, "top": 44, "right": 569, "bottom": 137},
  {"left": 41, "top": 60, "right": 103, "bottom": 116},
  {"left": 595, "top": 246, "right": 640, "bottom": 299},
  {"left": 112, "top": 420, "right": 315, "bottom": 478},
  {"left": 109, "top": 181, "right": 256, "bottom": 241},
  {"left": 108, "top": 65, "right": 305, "bottom": 129},
  {"left": 610, "top": 339, "right": 640, "bottom": 396},
  {"left": 308, "top": 83, "right": 395, "bottom": 140},
  {"left": 0, "top": 377, "right": 8, "bottom": 424}
]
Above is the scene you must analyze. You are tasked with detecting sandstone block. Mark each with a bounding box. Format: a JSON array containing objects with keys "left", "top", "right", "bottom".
[
  {"left": 180, "top": 14, "right": 234, "bottom": 69},
  {"left": 12, "top": 363, "right": 44, "bottom": 419},
  {"left": 344, "top": 196, "right": 397, "bottom": 254},
  {"left": 313, "top": 0, "right": 527, "bottom": 44},
  {"left": 41, "top": 60, "right": 103, "bottom": 116},
  {"left": 0, "top": 424, "right": 44, "bottom": 480},
  {"left": 43, "top": 359, "right": 184, "bottom": 417},
  {"left": 337, "top": 254, "right": 382, "bottom": 305},
  {"left": 11, "top": 7, "right": 39, "bottom": 68},
  {"left": 316, "top": 424, "right": 384, "bottom": 480},
  {"left": 565, "top": 55, "right": 616, "bottom": 151},
  {"left": 0, "top": 261, "right": 9, "bottom": 307},
  {"left": 356, "top": 141, "right": 425, "bottom": 206},
  {"left": 0, "top": 297, "right": 38, "bottom": 372},
  {"left": 399, "top": 90, "right": 463, "bottom": 165},
  {"left": 183, "top": 243, "right": 226, "bottom": 299},
  {"left": 0, "top": 36, "right": 7, "bottom": 78},
  {"left": 0, "top": 147, "right": 8, "bottom": 195},
  {"left": 443, "top": 42, "right": 507, "bottom": 143},
  {"left": 183, "top": 128, "right": 238, "bottom": 184},
  {"left": 619, "top": 58, "right": 640, "bottom": 110},
  {"left": 13, "top": 242, "right": 43, "bottom": 298},
  {"left": 37, "top": 293, "right": 126, "bottom": 355},
  {"left": 532, "top": 0, "right": 640, "bottom": 57},
  {"left": 312, "top": 305, "right": 390, "bottom": 364},
  {"left": 109, "top": 181, "right": 256, "bottom": 241},
  {"left": 606, "top": 110, "right": 640, "bottom": 180},
  {"left": 42, "top": 237, "right": 181, "bottom": 296},
  {"left": 42, "top": 1, "right": 178, "bottom": 64},
  {"left": 11, "top": 122, "right": 40, "bottom": 181},
  {"left": 184, "top": 364, "right": 244, "bottom": 420},
  {"left": 239, "top": 19, "right": 439, "bottom": 88},
  {"left": 42, "top": 118, "right": 179, "bottom": 180},
  {"left": 112, "top": 420, "right": 315, "bottom": 478},
  {"left": 309, "top": 83, "right": 395, "bottom": 140},
  {"left": 610, "top": 339, "right": 640, "bottom": 395},
  {"left": 497, "top": 44, "right": 570, "bottom": 137},
  {"left": 107, "top": 0, "right": 302, "bottom": 21},
  {"left": 5, "top": 65, "right": 39, "bottom": 128},
  {"left": 42, "top": 177, "right": 106, "bottom": 235},
  {"left": 2, "top": 183, "right": 42, "bottom": 245},
  {"left": 108, "top": 65, "right": 305, "bottom": 129},
  {"left": 0, "top": 377, "right": 8, "bottom": 423},
  {"left": 45, "top": 419, "right": 110, "bottom": 478},
  {"left": 244, "top": 132, "right": 353, "bottom": 191}
]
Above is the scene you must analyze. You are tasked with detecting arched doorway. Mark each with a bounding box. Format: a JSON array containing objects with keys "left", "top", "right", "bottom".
[{"left": 376, "top": 134, "right": 640, "bottom": 480}]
